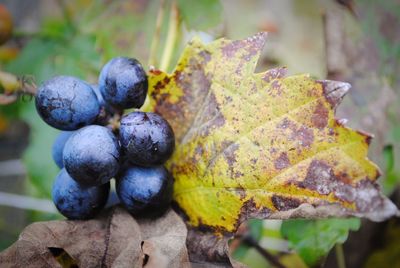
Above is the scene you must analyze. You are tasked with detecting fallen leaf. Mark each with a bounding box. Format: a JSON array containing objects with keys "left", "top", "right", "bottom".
[
  {"left": 0, "top": 206, "right": 189, "bottom": 268},
  {"left": 145, "top": 33, "right": 399, "bottom": 235}
]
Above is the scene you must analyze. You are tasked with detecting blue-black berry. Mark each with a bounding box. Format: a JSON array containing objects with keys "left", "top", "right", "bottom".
[
  {"left": 116, "top": 165, "right": 173, "bottom": 216},
  {"left": 52, "top": 168, "right": 109, "bottom": 220},
  {"left": 119, "top": 111, "right": 175, "bottom": 166},
  {"left": 52, "top": 131, "right": 74, "bottom": 168},
  {"left": 63, "top": 125, "right": 120, "bottom": 186},
  {"left": 35, "top": 76, "right": 100, "bottom": 130},
  {"left": 99, "top": 57, "right": 148, "bottom": 109}
]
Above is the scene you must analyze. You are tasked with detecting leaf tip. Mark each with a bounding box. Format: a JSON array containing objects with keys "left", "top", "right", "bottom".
[{"left": 318, "top": 80, "right": 351, "bottom": 108}]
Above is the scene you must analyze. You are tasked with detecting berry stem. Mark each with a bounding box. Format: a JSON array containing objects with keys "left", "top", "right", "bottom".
[
  {"left": 0, "top": 72, "right": 37, "bottom": 105},
  {"left": 148, "top": 0, "right": 166, "bottom": 67},
  {"left": 159, "top": 0, "right": 180, "bottom": 72}
]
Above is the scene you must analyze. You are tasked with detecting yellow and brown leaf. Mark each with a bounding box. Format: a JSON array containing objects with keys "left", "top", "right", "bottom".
[{"left": 145, "top": 33, "right": 399, "bottom": 233}]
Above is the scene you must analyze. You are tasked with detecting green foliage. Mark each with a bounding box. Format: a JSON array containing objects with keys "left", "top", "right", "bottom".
[
  {"left": 177, "top": 0, "right": 222, "bottom": 30},
  {"left": 382, "top": 145, "right": 400, "bottom": 195},
  {"left": 281, "top": 218, "right": 361, "bottom": 266},
  {"left": 232, "top": 219, "right": 264, "bottom": 259},
  {"left": 20, "top": 103, "right": 58, "bottom": 197}
]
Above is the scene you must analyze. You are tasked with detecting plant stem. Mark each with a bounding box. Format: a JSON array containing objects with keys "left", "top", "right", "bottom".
[
  {"left": 159, "top": 0, "right": 179, "bottom": 72},
  {"left": 241, "top": 234, "right": 286, "bottom": 268},
  {"left": 148, "top": 0, "right": 166, "bottom": 67},
  {"left": 335, "top": 243, "right": 346, "bottom": 268}
]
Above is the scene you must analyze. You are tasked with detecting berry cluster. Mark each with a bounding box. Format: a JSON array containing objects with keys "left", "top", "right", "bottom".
[{"left": 35, "top": 57, "right": 175, "bottom": 220}]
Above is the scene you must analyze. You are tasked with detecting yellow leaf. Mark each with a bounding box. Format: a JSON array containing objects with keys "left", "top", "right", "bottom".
[{"left": 145, "top": 33, "right": 399, "bottom": 233}]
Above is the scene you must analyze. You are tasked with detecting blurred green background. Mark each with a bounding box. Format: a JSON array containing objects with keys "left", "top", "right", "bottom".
[{"left": 0, "top": 0, "right": 399, "bottom": 267}]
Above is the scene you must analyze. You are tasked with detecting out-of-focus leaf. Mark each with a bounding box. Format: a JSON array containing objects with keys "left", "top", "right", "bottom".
[
  {"left": 232, "top": 219, "right": 263, "bottom": 259},
  {"left": 145, "top": 33, "right": 399, "bottom": 236},
  {"left": 281, "top": 218, "right": 360, "bottom": 266},
  {"left": 4, "top": 30, "right": 101, "bottom": 198},
  {"left": 382, "top": 145, "right": 400, "bottom": 195},
  {"left": 20, "top": 103, "right": 58, "bottom": 197},
  {"left": 279, "top": 253, "right": 308, "bottom": 268},
  {"left": 0, "top": 206, "right": 189, "bottom": 267},
  {"left": 177, "top": 0, "right": 222, "bottom": 30}
]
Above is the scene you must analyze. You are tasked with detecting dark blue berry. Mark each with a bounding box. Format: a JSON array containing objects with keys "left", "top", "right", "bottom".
[
  {"left": 119, "top": 111, "right": 175, "bottom": 166},
  {"left": 35, "top": 76, "right": 100, "bottom": 130},
  {"left": 52, "top": 168, "right": 109, "bottom": 220},
  {"left": 116, "top": 165, "right": 173, "bottom": 216},
  {"left": 52, "top": 131, "right": 74, "bottom": 168},
  {"left": 63, "top": 125, "right": 120, "bottom": 186},
  {"left": 99, "top": 57, "right": 148, "bottom": 109}
]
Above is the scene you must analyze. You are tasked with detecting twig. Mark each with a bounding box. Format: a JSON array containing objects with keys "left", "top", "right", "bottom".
[
  {"left": 159, "top": 0, "right": 179, "bottom": 72},
  {"left": 335, "top": 243, "right": 346, "bottom": 268},
  {"left": 0, "top": 159, "right": 26, "bottom": 177},
  {"left": 0, "top": 191, "right": 57, "bottom": 213},
  {"left": 148, "top": 0, "right": 166, "bottom": 67},
  {"left": 0, "top": 72, "right": 37, "bottom": 105},
  {"left": 241, "top": 234, "right": 286, "bottom": 268}
]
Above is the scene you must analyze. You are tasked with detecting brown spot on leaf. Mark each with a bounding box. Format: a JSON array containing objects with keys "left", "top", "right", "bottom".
[
  {"left": 221, "top": 40, "right": 245, "bottom": 58},
  {"left": 163, "top": 76, "right": 171, "bottom": 84},
  {"left": 234, "top": 171, "right": 244, "bottom": 178},
  {"left": 297, "top": 160, "right": 358, "bottom": 203},
  {"left": 355, "top": 129, "right": 373, "bottom": 145},
  {"left": 300, "top": 160, "right": 335, "bottom": 195},
  {"left": 262, "top": 67, "right": 287, "bottom": 83},
  {"left": 223, "top": 143, "right": 239, "bottom": 166},
  {"left": 155, "top": 57, "right": 212, "bottom": 142},
  {"left": 274, "top": 152, "right": 290, "bottom": 170},
  {"left": 198, "top": 50, "right": 211, "bottom": 63},
  {"left": 291, "top": 125, "right": 314, "bottom": 147},
  {"left": 221, "top": 32, "right": 266, "bottom": 60},
  {"left": 354, "top": 179, "right": 384, "bottom": 212},
  {"left": 311, "top": 101, "right": 329, "bottom": 129},
  {"left": 271, "top": 195, "right": 301, "bottom": 211},
  {"left": 149, "top": 69, "right": 162, "bottom": 75},
  {"left": 238, "top": 198, "right": 271, "bottom": 224},
  {"left": 270, "top": 80, "right": 283, "bottom": 96},
  {"left": 277, "top": 118, "right": 294, "bottom": 130}
]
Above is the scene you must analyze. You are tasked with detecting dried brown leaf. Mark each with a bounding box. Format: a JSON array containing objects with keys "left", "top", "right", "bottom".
[{"left": 0, "top": 206, "right": 189, "bottom": 268}]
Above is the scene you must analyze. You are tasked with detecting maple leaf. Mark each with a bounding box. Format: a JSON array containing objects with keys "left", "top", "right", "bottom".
[{"left": 145, "top": 32, "right": 399, "bottom": 234}]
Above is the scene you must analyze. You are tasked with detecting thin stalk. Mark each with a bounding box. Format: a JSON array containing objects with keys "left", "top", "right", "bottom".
[
  {"left": 148, "top": 0, "right": 166, "bottom": 67},
  {"left": 159, "top": 0, "right": 179, "bottom": 72},
  {"left": 335, "top": 243, "right": 346, "bottom": 268},
  {"left": 241, "top": 235, "right": 286, "bottom": 268}
]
